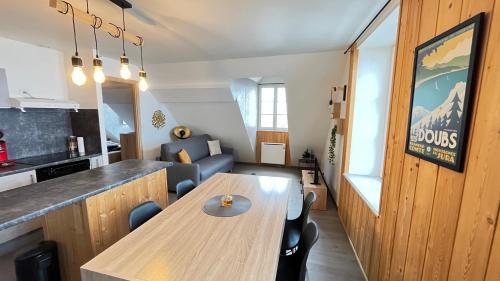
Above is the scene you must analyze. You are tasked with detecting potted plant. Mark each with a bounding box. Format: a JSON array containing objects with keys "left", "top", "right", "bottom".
[{"left": 328, "top": 125, "right": 337, "bottom": 165}]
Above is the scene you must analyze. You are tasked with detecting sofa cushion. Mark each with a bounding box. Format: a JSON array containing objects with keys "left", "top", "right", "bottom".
[
  {"left": 208, "top": 140, "right": 222, "bottom": 156},
  {"left": 161, "top": 134, "right": 210, "bottom": 162},
  {"left": 195, "top": 154, "right": 234, "bottom": 181},
  {"left": 177, "top": 149, "right": 192, "bottom": 164}
]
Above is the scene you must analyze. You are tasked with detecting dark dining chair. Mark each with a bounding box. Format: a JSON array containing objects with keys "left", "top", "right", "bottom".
[
  {"left": 128, "top": 201, "right": 162, "bottom": 231},
  {"left": 281, "top": 191, "right": 316, "bottom": 255},
  {"left": 176, "top": 179, "right": 196, "bottom": 199},
  {"left": 276, "top": 221, "right": 320, "bottom": 281}
]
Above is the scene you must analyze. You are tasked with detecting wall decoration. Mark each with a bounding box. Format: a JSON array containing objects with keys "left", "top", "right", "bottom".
[
  {"left": 328, "top": 125, "right": 337, "bottom": 165},
  {"left": 405, "top": 13, "right": 483, "bottom": 172},
  {"left": 173, "top": 126, "right": 192, "bottom": 139},
  {"left": 152, "top": 110, "right": 166, "bottom": 129}
]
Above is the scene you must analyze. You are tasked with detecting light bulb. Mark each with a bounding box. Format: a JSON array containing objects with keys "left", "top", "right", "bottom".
[
  {"left": 139, "top": 77, "right": 148, "bottom": 91},
  {"left": 93, "top": 58, "right": 106, "bottom": 84},
  {"left": 139, "top": 70, "right": 148, "bottom": 91},
  {"left": 72, "top": 66, "right": 87, "bottom": 86},
  {"left": 94, "top": 66, "right": 106, "bottom": 84},
  {"left": 120, "top": 65, "right": 131, "bottom": 80},
  {"left": 71, "top": 56, "right": 86, "bottom": 86},
  {"left": 120, "top": 56, "right": 131, "bottom": 80}
]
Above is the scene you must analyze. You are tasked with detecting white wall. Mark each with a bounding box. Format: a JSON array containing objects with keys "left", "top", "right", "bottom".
[
  {"left": 140, "top": 93, "right": 179, "bottom": 160},
  {"left": 100, "top": 56, "right": 179, "bottom": 160},
  {"left": 105, "top": 103, "right": 135, "bottom": 131},
  {"left": 0, "top": 37, "right": 67, "bottom": 100},
  {"left": 231, "top": 78, "right": 258, "bottom": 151},
  {"left": 102, "top": 104, "right": 134, "bottom": 142},
  {"left": 322, "top": 54, "right": 350, "bottom": 203},
  {"left": 148, "top": 51, "right": 347, "bottom": 165},
  {"left": 153, "top": 86, "right": 255, "bottom": 162},
  {"left": 349, "top": 47, "right": 394, "bottom": 177},
  {"left": 164, "top": 101, "right": 255, "bottom": 162},
  {"left": 103, "top": 86, "right": 136, "bottom": 131}
]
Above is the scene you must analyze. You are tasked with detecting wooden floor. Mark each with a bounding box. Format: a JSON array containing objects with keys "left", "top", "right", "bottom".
[
  {"left": 308, "top": 200, "right": 365, "bottom": 280},
  {"left": 230, "top": 164, "right": 365, "bottom": 280}
]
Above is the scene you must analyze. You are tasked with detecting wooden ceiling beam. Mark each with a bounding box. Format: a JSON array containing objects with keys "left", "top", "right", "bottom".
[{"left": 49, "top": 0, "right": 142, "bottom": 46}]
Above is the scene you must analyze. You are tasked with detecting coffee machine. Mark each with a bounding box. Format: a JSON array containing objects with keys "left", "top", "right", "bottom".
[{"left": 0, "top": 130, "right": 15, "bottom": 167}]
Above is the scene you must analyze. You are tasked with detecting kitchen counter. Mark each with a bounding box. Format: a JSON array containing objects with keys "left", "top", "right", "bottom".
[
  {"left": 0, "top": 159, "right": 172, "bottom": 230},
  {"left": 0, "top": 152, "right": 102, "bottom": 177}
]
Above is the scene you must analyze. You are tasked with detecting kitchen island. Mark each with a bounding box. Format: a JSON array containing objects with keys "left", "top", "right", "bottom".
[{"left": 0, "top": 160, "right": 171, "bottom": 281}]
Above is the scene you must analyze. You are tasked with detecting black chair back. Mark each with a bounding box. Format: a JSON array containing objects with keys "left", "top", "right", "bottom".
[
  {"left": 296, "top": 221, "right": 320, "bottom": 281},
  {"left": 128, "top": 201, "right": 162, "bottom": 231},
  {"left": 299, "top": 191, "right": 317, "bottom": 231}
]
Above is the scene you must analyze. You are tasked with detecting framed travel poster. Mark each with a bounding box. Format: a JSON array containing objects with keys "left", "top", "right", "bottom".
[{"left": 405, "top": 13, "right": 483, "bottom": 172}]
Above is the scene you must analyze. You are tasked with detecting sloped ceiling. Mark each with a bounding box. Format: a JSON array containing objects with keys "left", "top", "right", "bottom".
[{"left": 0, "top": 0, "right": 386, "bottom": 63}]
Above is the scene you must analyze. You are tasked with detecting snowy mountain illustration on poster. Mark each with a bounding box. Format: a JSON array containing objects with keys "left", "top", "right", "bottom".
[{"left": 410, "top": 82, "right": 464, "bottom": 134}]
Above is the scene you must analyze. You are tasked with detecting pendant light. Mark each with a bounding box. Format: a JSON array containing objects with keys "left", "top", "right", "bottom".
[
  {"left": 135, "top": 36, "right": 148, "bottom": 92},
  {"left": 60, "top": 2, "right": 87, "bottom": 86},
  {"left": 119, "top": 8, "right": 131, "bottom": 80},
  {"left": 91, "top": 15, "right": 106, "bottom": 84}
]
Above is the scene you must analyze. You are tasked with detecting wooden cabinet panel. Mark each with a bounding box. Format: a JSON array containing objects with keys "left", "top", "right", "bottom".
[
  {"left": 43, "top": 202, "right": 95, "bottom": 281},
  {"left": 302, "top": 170, "right": 327, "bottom": 211},
  {"left": 256, "top": 131, "right": 291, "bottom": 166},
  {"left": 43, "top": 169, "right": 168, "bottom": 281}
]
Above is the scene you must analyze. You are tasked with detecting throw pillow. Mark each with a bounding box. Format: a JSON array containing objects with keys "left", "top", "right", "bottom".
[
  {"left": 177, "top": 149, "right": 192, "bottom": 164},
  {"left": 208, "top": 140, "right": 222, "bottom": 156}
]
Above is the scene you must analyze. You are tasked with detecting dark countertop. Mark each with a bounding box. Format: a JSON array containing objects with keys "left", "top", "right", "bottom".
[
  {"left": 0, "top": 152, "right": 103, "bottom": 177},
  {"left": 0, "top": 160, "right": 172, "bottom": 230}
]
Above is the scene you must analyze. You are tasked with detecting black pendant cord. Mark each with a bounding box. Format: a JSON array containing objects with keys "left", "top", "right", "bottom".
[
  {"left": 122, "top": 8, "right": 126, "bottom": 32},
  {"left": 92, "top": 15, "right": 103, "bottom": 58},
  {"left": 121, "top": 27, "right": 126, "bottom": 56},
  {"left": 85, "top": 0, "right": 103, "bottom": 58},
  {"left": 59, "top": 1, "right": 79, "bottom": 56},
  {"left": 140, "top": 44, "right": 144, "bottom": 70},
  {"left": 121, "top": 8, "right": 126, "bottom": 56},
  {"left": 134, "top": 36, "right": 145, "bottom": 70},
  {"left": 108, "top": 23, "right": 124, "bottom": 56}
]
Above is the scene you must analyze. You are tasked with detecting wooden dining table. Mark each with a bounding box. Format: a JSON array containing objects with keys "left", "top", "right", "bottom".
[{"left": 81, "top": 173, "right": 291, "bottom": 281}]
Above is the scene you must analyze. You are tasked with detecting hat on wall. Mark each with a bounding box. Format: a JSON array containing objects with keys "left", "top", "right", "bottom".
[{"left": 173, "top": 126, "right": 192, "bottom": 139}]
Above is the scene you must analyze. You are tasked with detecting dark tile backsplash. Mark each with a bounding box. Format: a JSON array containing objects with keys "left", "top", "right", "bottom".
[
  {"left": 0, "top": 108, "right": 101, "bottom": 160},
  {"left": 70, "top": 109, "right": 102, "bottom": 154}
]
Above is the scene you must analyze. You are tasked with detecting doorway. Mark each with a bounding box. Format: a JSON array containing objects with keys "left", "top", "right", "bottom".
[{"left": 101, "top": 77, "right": 143, "bottom": 163}]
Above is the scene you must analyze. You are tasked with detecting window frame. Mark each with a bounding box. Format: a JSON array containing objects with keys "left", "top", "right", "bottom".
[{"left": 258, "top": 84, "right": 288, "bottom": 131}]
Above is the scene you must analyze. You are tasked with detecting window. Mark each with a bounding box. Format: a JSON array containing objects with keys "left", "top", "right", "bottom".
[
  {"left": 259, "top": 85, "right": 288, "bottom": 130},
  {"left": 344, "top": 7, "right": 399, "bottom": 215}
]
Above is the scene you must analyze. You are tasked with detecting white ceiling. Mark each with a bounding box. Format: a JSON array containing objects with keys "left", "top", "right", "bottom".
[{"left": 0, "top": 0, "right": 386, "bottom": 64}]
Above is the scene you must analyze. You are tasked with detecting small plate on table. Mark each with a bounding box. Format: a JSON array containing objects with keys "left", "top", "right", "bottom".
[{"left": 202, "top": 195, "right": 252, "bottom": 217}]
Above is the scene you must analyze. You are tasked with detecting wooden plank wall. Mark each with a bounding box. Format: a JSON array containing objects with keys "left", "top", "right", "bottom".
[
  {"left": 255, "top": 131, "right": 291, "bottom": 166},
  {"left": 337, "top": 0, "right": 500, "bottom": 280},
  {"left": 43, "top": 169, "right": 168, "bottom": 281}
]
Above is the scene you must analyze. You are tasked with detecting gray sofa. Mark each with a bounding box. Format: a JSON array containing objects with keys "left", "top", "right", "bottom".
[{"left": 161, "top": 134, "right": 234, "bottom": 192}]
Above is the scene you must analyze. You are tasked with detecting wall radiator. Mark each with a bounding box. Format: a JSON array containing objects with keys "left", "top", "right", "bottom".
[{"left": 261, "top": 142, "right": 286, "bottom": 165}]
